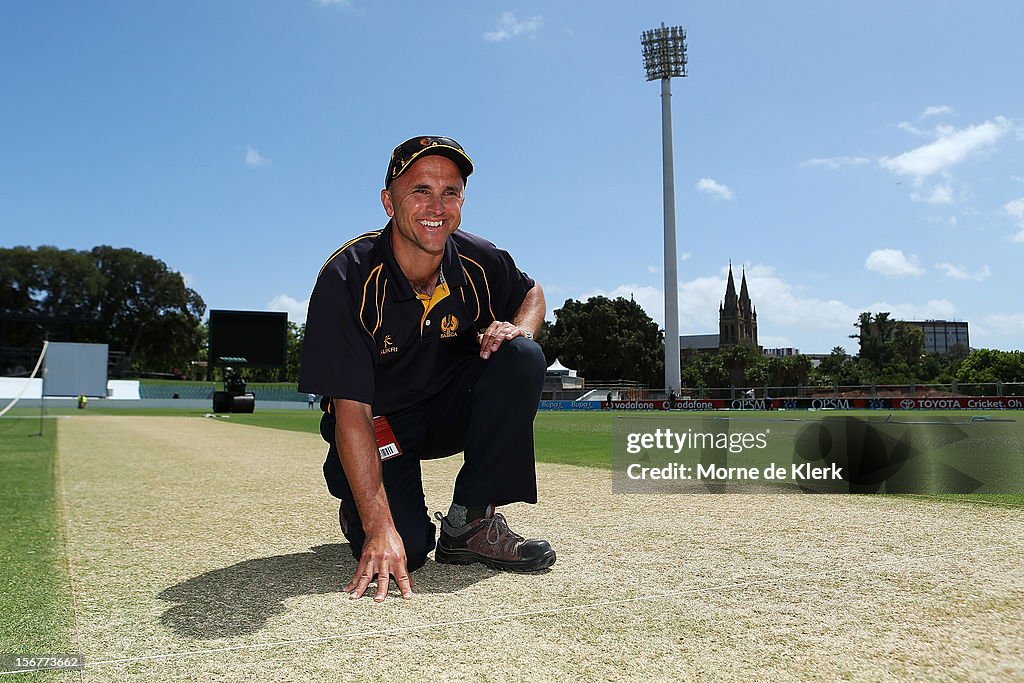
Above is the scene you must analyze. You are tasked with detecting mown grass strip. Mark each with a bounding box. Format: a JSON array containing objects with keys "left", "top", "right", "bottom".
[{"left": 0, "top": 417, "right": 76, "bottom": 665}]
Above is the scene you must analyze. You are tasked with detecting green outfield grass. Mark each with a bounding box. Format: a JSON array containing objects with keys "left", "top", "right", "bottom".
[{"left": 0, "top": 417, "right": 76, "bottom": 662}]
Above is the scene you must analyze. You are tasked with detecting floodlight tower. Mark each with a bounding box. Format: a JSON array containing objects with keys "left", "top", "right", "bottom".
[{"left": 641, "top": 23, "right": 687, "bottom": 395}]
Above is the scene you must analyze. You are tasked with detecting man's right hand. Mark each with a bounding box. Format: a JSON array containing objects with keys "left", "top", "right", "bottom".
[
  {"left": 333, "top": 398, "right": 415, "bottom": 602},
  {"left": 345, "top": 525, "right": 415, "bottom": 602}
]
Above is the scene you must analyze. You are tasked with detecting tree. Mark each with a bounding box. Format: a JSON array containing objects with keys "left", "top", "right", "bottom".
[
  {"left": 543, "top": 296, "right": 664, "bottom": 385},
  {"left": 890, "top": 322, "right": 925, "bottom": 370},
  {"left": 0, "top": 245, "right": 206, "bottom": 375},
  {"left": 789, "top": 354, "right": 813, "bottom": 386},
  {"left": 855, "top": 311, "right": 897, "bottom": 368},
  {"left": 92, "top": 246, "right": 206, "bottom": 374},
  {"left": 681, "top": 352, "right": 727, "bottom": 389},
  {"left": 814, "top": 346, "right": 857, "bottom": 385},
  {"left": 286, "top": 322, "right": 305, "bottom": 383},
  {"left": 720, "top": 344, "right": 758, "bottom": 387},
  {"left": 955, "top": 349, "right": 1024, "bottom": 384}
]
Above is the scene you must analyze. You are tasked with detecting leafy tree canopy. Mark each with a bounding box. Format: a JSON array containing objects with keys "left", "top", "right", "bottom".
[
  {"left": 1, "top": 245, "right": 206, "bottom": 375},
  {"left": 542, "top": 296, "right": 664, "bottom": 385},
  {"left": 955, "top": 349, "right": 1024, "bottom": 384}
]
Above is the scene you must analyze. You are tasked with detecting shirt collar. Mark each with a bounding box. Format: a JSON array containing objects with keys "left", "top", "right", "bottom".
[{"left": 377, "top": 220, "right": 467, "bottom": 302}]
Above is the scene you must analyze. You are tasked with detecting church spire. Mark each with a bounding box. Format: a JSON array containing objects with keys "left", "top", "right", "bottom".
[{"left": 722, "top": 261, "right": 738, "bottom": 314}]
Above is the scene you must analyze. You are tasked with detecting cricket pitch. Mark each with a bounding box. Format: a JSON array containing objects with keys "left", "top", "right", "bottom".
[{"left": 40, "top": 416, "right": 1024, "bottom": 681}]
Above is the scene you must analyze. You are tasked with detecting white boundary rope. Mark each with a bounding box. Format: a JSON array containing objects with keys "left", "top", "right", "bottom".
[
  {"left": 0, "top": 544, "right": 1004, "bottom": 675},
  {"left": 0, "top": 341, "right": 48, "bottom": 418}
]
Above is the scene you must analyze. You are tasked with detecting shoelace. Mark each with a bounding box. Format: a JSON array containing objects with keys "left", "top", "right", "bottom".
[
  {"left": 484, "top": 512, "right": 524, "bottom": 549},
  {"left": 437, "top": 511, "right": 526, "bottom": 552}
]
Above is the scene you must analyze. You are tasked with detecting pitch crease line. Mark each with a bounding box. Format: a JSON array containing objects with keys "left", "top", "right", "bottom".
[{"left": 0, "top": 544, "right": 999, "bottom": 675}]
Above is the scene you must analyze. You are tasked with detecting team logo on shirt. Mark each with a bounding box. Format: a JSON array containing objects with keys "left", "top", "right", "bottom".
[
  {"left": 380, "top": 335, "right": 399, "bottom": 355},
  {"left": 440, "top": 314, "right": 459, "bottom": 339}
]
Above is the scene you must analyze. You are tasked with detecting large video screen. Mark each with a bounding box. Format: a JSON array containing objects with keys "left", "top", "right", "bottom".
[{"left": 208, "top": 310, "right": 288, "bottom": 367}]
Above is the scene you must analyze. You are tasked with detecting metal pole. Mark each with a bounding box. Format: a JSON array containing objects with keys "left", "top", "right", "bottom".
[
  {"left": 660, "top": 76, "right": 681, "bottom": 393},
  {"left": 38, "top": 350, "right": 46, "bottom": 437}
]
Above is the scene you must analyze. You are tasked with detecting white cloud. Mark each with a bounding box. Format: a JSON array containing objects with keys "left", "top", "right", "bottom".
[
  {"left": 921, "top": 105, "right": 954, "bottom": 119},
  {"left": 910, "top": 183, "right": 954, "bottom": 205},
  {"left": 558, "top": 264, "right": 960, "bottom": 354},
  {"left": 865, "top": 249, "right": 925, "bottom": 277},
  {"left": 575, "top": 285, "right": 664, "bottom": 326},
  {"left": 267, "top": 294, "right": 309, "bottom": 324},
  {"left": 879, "top": 116, "right": 1012, "bottom": 184},
  {"left": 758, "top": 335, "right": 794, "bottom": 349},
  {"left": 897, "top": 121, "right": 929, "bottom": 136},
  {"left": 981, "top": 313, "right": 1024, "bottom": 339},
  {"left": 799, "top": 156, "right": 871, "bottom": 170},
  {"left": 676, "top": 264, "right": 859, "bottom": 336},
  {"left": 647, "top": 265, "right": 659, "bottom": 274},
  {"left": 871, "top": 299, "right": 957, "bottom": 321},
  {"left": 617, "top": 264, "right": 866, "bottom": 339},
  {"left": 245, "top": 145, "right": 271, "bottom": 168},
  {"left": 679, "top": 264, "right": 954, "bottom": 347},
  {"left": 484, "top": 12, "right": 542, "bottom": 42},
  {"left": 1006, "top": 198, "right": 1024, "bottom": 242},
  {"left": 935, "top": 263, "right": 991, "bottom": 281},
  {"left": 680, "top": 252, "right": 692, "bottom": 261},
  {"left": 696, "top": 177, "right": 735, "bottom": 200}
]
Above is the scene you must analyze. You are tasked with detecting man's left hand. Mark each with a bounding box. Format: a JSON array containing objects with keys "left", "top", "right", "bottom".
[{"left": 477, "top": 321, "right": 529, "bottom": 359}]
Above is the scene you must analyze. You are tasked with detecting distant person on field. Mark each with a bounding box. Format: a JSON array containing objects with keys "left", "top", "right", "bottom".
[
  {"left": 77, "top": 394, "right": 87, "bottom": 410},
  {"left": 308, "top": 393, "right": 316, "bottom": 409},
  {"left": 299, "top": 135, "right": 554, "bottom": 602}
]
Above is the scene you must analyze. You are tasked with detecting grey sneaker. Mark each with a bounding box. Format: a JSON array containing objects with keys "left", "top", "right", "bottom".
[{"left": 434, "top": 505, "right": 556, "bottom": 572}]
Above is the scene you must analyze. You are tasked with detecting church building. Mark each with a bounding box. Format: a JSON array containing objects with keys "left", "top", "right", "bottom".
[
  {"left": 679, "top": 262, "right": 759, "bottom": 353},
  {"left": 718, "top": 261, "right": 758, "bottom": 348}
]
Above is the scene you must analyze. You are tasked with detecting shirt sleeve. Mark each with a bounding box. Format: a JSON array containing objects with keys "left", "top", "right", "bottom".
[
  {"left": 297, "top": 259, "right": 375, "bottom": 404},
  {"left": 490, "top": 246, "right": 535, "bottom": 322}
]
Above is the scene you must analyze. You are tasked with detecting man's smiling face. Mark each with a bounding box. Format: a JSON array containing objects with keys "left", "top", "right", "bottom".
[{"left": 382, "top": 155, "right": 465, "bottom": 264}]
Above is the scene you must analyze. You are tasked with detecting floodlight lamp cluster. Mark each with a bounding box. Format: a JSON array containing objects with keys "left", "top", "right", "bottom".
[{"left": 641, "top": 24, "right": 687, "bottom": 81}]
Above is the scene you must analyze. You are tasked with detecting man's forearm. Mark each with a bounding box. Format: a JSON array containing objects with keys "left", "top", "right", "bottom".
[
  {"left": 333, "top": 399, "right": 395, "bottom": 534},
  {"left": 513, "top": 283, "right": 545, "bottom": 335}
]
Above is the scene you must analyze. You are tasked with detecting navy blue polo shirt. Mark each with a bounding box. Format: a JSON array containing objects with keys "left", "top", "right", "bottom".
[{"left": 298, "top": 222, "right": 535, "bottom": 416}]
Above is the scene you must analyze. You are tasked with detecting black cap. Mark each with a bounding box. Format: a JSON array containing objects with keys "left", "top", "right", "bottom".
[{"left": 385, "top": 135, "right": 474, "bottom": 187}]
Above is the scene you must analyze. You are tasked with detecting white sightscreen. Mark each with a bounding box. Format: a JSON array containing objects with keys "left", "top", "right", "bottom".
[{"left": 43, "top": 342, "right": 109, "bottom": 397}]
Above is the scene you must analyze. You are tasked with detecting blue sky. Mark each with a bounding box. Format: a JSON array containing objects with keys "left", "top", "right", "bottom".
[{"left": 3, "top": 1, "right": 1023, "bottom": 355}]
